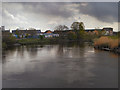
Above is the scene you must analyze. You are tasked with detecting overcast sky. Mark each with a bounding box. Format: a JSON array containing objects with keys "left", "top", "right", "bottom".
[{"left": 1, "top": 2, "right": 118, "bottom": 32}]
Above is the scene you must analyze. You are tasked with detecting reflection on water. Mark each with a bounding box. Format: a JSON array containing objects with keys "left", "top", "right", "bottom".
[
  {"left": 94, "top": 49, "right": 119, "bottom": 58},
  {"left": 2, "top": 43, "right": 118, "bottom": 88}
]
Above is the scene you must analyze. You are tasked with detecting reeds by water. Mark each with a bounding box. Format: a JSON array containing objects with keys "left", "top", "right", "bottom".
[{"left": 94, "top": 36, "right": 119, "bottom": 49}]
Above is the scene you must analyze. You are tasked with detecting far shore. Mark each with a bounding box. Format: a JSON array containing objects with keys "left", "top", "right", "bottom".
[{"left": 2, "top": 37, "right": 120, "bottom": 54}]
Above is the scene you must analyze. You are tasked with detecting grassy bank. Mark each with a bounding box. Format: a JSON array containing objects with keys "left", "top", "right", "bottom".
[
  {"left": 18, "top": 38, "right": 45, "bottom": 44},
  {"left": 17, "top": 37, "right": 66, "bottom": 45}
]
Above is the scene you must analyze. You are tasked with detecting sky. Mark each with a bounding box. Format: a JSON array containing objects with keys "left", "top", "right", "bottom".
[{"left": 1, "top": 2, "right": 119, "bottom": 32}]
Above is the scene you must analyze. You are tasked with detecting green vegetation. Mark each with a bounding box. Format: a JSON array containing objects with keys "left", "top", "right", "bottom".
[
  {"left": 39, "top": 35, "right": 45, "bottom": 40},
  {"left": 15, "top": 29, "right": 20, "bottom": 38},
  {"left": 18, "top": 38, "right": 50, "bottom": 45},
  {"left": 84, "top": 31, "right": 104, "bottom": 42},
  {"left": 18, "top": 38, "right": 41, "bottom": 44},
  {"left": 71, "top": 22, "right": 85, "bottom": 40},
  {"left": 2, "top": 33, "right": 16, "bottom": 48},
  {"left": 108, "top": 35, "right": 118, "bottom": 39},
  {"left": 67, "top": 31, "right": 77, "bottom": 40}
]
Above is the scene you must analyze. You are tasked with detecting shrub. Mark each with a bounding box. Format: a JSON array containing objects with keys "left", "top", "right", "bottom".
[
  {"left": 2, "top": 33, "right": 16, "bottom": 45},
  {"left": 67, "top": 31, "right": 77, "bottom": 40}
]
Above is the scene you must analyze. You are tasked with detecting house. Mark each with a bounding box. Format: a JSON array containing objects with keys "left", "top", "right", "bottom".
[
  {"left": 85, "top": 29, "right": 102, "bottom": 35},
  {"left": 102, "top": 27, "right": 113, "bottom": 36},
  {"left": 43, "top": 30, "right": 52, "bottom": 38},
  {"left": 12, "top": 29, "right": 41, "bottom": 38},
  {"left": 44, "top": 33, "right": 53, "bottom": 38},
  {"left": 85, "top": 28, "right": 113, "bottom": 36},
  {"left": 44, "top": 30, "right": 59, "bottom": 38},
  {"left": 45, "top": 30, "right": 52, "bottom": 34},
  {"left": 53, "top": 34, "right": 59, "bottom": 37}
]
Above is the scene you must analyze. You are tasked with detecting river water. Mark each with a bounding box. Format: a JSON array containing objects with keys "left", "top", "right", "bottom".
[{"left": 2, "top": 43, "right": 118, "bottom": 88}]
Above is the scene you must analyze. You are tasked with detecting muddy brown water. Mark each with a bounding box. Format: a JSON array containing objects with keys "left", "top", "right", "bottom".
[{"left": 2, "top": 43, "right": 118, "bottom": 88}]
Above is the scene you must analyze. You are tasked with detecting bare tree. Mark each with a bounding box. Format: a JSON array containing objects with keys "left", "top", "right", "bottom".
[
  {"left": 28, "top": 27, "right": 36, "bottom": 30},
  {"left": 54, "top": 25, "right": 69, "bottom": 31}
]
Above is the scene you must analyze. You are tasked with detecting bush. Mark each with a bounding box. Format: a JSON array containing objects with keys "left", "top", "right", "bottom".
[
  {"left": 67, "top": 31, "right": 77, "bottom": 40},
  {"left": 2, "top": 33, "right": 16, "bottom": 45}
]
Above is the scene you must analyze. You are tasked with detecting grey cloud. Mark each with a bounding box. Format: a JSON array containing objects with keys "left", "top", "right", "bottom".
[
  {"left": 1, "top": 2, "right": 118, "bottom": 31},
  {"left": 21, "top": 2, "right": 118, "bottom": 23},
  {"left": 14, "top": 2, "right": 75, "bottom": 18},
  {"left": 76, "top": 2, "right": 118, "bottom": 23},
  {"left": 3, "top": 2, "right": 118, "bottom": 23},
  {"left": 2, "top": 2, "right": 77, "bottom": 29}
]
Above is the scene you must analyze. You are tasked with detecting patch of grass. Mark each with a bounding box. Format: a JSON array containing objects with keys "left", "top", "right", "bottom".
[
  {"left": 18, "top": 38, "right": 41, "bottom": 44},
  {"left": 108, "top": 35, "right": 118, "bottom": 39},
  {"left": 17, "top": 38, "right": 54, "bottom": 45}
]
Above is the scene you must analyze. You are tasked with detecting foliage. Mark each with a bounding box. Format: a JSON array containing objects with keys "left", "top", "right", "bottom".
[
  {"left": 25, "top": 33, "right": 29, "bottom": 38},
  {"left": 108, "top": 35, "right": 118, "bottom": 39},
  {"left": 39, "top": 35, "right": 45, "bottom": 40},
  {"left": 18, "top": 38, "right": 52, "bottom": 45},
  {"left": 71, "top": 22, "right": 85, "bottom": 31},
  {"left": 54, "top": 25, "right": 69, "bottom": 31},
  {"left": 67, "top": 31, "right": 77, "bottom": 40},
  {"left": 71, "top": 22, "right": 85, "bottom": 40},
  {"left": 28, "top": 27, "right": 36, "bottom": 30},
  {"left": 84, "top": 33, "right": 96, "bottom": 42},
  {"left": 15, "top": 29, "right": 20, "bottom": 38},
  {"left": 18, "top": 38, "right": 41, "bottom": 44},
  {"left": 2, "top": 33, "right": 16, "bottom": 45}
]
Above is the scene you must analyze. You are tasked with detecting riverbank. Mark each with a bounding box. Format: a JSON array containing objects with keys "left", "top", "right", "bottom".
[
  {"left": 3, "top": 35, "right": 120, "bottom": 54},
  {"left": 94, "top": 36, "right": 120, "bottom": 54},
  {"left": 2, "top": 38, "right": 86, "bottom": 49}
]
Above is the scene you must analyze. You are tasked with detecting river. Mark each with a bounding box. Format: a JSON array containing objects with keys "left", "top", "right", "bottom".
[{"left": 2, "top": 42, "right": 118, "bottom": 88}]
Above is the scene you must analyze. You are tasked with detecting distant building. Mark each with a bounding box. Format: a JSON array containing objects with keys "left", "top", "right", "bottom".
[
  {"left": 45, "top": 30, "right": 52, "bottom": 34},
  {"left": 85, "top": 29, "right": 102, "bottom": 35},
  {"left": 102, "top": 27, "right": 113, "bottom": 36},
  {"left": 44, "top": 30, "right": 59, "bottom": 38},
  {"left": 12, "top": 29, "right": 41, "bottom": 38},
  {"left": 53, "top": 34, "right": 59, "bottom": 37},
  {"left": 85, "top": 28, "right": 113, "bottom": 36},
  {"left": 44, "top": 33, "right": 53, "bottom": 38},
  {"left": 50, "top": 27, "right": 114, "bottom": 37}
]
